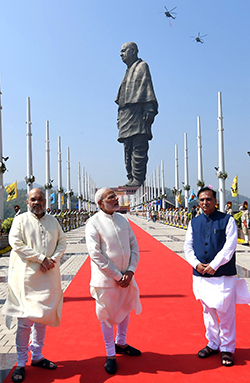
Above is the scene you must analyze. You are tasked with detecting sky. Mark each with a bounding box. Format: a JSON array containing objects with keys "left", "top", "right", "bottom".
[{"left": 1, "top": 0, "right": 250, "bottom": 197}]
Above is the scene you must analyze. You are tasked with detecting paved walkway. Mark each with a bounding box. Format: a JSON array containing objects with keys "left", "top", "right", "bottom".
[{"left": 1, "top": 216, "right": 250, "bottom": 382}]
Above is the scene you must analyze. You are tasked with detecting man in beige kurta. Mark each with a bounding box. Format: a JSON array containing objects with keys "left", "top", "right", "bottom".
[
  {"left": 2, "top": 189, "right": 66, "bottom": 382},
  {"left": 85, "top": 188, "right": 142, "bottom": 375}
]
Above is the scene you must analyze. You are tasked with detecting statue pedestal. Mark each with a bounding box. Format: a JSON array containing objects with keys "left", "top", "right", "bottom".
[
  {"left": 112, "top": 186, "right": 139, "bottom": 194},
  {"left": 111, "top": 186, "right": 139, "bottom": 213}
]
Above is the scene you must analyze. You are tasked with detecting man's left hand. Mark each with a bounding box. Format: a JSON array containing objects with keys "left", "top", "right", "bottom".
[
  {"left": 117, "top": 271, "right": 134, "bottom": 288},
  {"left": 40, "top": 257, "right": 56, "bottom": 273},
  {"left": 203, "top": 265, "right": 216, "bottom": 275}
]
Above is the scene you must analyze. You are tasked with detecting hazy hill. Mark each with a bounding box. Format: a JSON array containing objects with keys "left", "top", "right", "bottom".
[{"left": 3, "top": 185, "right": 76, "bottom": 220}]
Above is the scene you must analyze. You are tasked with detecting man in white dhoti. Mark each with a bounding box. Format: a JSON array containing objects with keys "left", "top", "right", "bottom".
[
  {"left": 2, "top": 189, "right": 66, "bottom": 382},
  {"left": 184, "top": 187, "right": 250, "bottom": 367},
  {"left": 85, "top": 188, "right": 142, "bottom": 375}
]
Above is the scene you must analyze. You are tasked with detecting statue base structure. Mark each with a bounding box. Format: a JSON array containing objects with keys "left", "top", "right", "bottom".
[{"left": 111, "top": 185, "right": 139, "bottom": 213}]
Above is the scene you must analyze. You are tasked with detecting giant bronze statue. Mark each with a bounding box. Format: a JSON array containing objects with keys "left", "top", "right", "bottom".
[{"left": 115, "top": 42, "right": 158, "bottom": 187}]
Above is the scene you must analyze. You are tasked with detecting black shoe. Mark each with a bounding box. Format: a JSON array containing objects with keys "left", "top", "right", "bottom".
[
  {"left": 198, "top": 345, "right": 219, "bottom": 358},
  {"left": 105, "top": 358, "right": 117, "bottom": 374},
  {"left": 12, "top": 367, "right": 25, "bottom": 382},
  {"left": 115, "top": 343, "right": 141, "bottom": 356}
]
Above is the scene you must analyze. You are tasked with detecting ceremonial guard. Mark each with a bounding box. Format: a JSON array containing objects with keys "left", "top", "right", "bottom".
[
  {"left": 183, "top": 207, "right": 189, "bottom": 228},
  {"left": 226, "top": 201, "right": 233, "bottom": 216},
  {"left": 241, "top": 201, "right": 249, "bottom": 246},
  {"left": 170, "top": 207, "right": 174, "bottom": 225},
  {"left": 174, "top": 207, "right": 179, "bottom": 227},
  {"left": 179, "top": 206, "right": 184, "bottom": 228}
]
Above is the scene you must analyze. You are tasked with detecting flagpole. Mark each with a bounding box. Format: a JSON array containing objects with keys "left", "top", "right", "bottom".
[
  {"left": 26, "top": 97, "right": 34, "bottom": 197},
  {"left": 0, "top": 82, "right": 4, "bottom": 221},
  {"left": 78, "top": 162, "right": 81, "bottom": 212},
  {"left": 82, "top": 166, "right": 85, "bottom": 211},
  {"left": 184, "top": 132, "right": 189, "bottom": 209},
  {"left": 218, "top": 91, "right": 226, "bottom": 212},
  {"left": 45, "top": 121, "right": 51, "bottom": 210},
  {"left": 161, "top": 160, "right": 165, "bottom": 209},
  {"left": 67, "top": 147, "right": 71, "bottom": 210},
  {"left": 197, "top": 116, "right": 204, "bottom": 190},
  {"left": 237, "top": 175, "right": 239, "bottom": 209},
  {"left": 175, "top": 144, "right": 179, "bottom": 208},
  {"left": 157, "top": 165, "right": 160, "bottom": 211},
  {"left": 85, "top": 171, "right": 88, "bottom": 212},
  {"left": 153, "top": 169, "right": 156, "bottom": 211},
  {"left": 58, "top": 136, "right": 62, "bottom": 211}
]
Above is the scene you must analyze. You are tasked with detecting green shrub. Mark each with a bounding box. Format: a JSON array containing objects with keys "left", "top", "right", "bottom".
[
  {"left": 1, "top": 218, "right": 14, "bottom": 233},
  {"left": 233, "top": 211, "right": 242, "bottom": 228}
]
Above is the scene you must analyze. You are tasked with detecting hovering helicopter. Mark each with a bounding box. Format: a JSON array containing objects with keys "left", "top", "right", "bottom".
[
  {"left": 161, "top": 6, "right": 177, "bottom": 19},
  {"left": 190, "top": 32, "right": 207, "bottom": 44}
]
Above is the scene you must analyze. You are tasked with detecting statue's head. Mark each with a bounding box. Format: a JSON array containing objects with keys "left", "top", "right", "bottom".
[{"left": 120, "top": 42, "right": 138, "bottom": 66}]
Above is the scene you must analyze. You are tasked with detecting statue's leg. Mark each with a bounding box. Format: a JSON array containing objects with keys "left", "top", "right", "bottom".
[
  {"left": 123, "top": 137, "right": 133, "bottom": 181},
  {"left": 131, "top": 135, "right": 149, "bottom": 185}
]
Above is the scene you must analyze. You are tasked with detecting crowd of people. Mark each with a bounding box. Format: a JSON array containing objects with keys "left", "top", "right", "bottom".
[
  {"left": 131, "top": 200, "right": 250, "bottom": 240},
  {"left": 49, "top": 208, "right": 89, "bottom": 232}
]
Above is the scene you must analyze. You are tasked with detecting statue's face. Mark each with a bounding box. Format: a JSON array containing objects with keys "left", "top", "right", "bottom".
[{"left": 120, "top": 43, "right": 135, "bottom": 65}]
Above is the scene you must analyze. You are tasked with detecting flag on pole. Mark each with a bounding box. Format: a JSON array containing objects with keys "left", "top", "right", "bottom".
[
  {"left": 231, "top": 175, "right": 238, "bottom": 197},
  {"left": 188, "top": 189, "right": 198, "bottom": 203},
  {"left": 5, "top": 181, "right": 17, "bottom": 201},
  {"left": 177, "top": 191, "right": 182, "bottom": 205},
  {"left": 50, "top": 193, "right": 55, "bottom": 204},
  {"left": 62, "top": 195, "right": 64, "bottom": 205}
]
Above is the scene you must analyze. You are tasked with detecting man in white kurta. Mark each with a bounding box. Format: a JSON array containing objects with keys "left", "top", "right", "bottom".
[
  {"left": 2, "top": 189, "right": 66, "bottom": 382},
  {"left": 184, "top": 187, "right": 250, "bottom": 367},
  {"left": 85, "top": 188, "right": 142, "bottom": 375}
]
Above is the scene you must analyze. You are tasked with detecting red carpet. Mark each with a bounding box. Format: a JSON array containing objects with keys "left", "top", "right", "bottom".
[{"left": 4, "top": 221, "right": 250, "bottom": 382}]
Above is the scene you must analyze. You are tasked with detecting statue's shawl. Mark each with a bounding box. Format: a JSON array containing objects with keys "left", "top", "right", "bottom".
[{"left": 115, "top": 59, "right": 158, "bottom": 111}]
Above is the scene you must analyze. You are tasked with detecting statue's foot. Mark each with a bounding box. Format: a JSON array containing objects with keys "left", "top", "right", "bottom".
[
  {"left": 123, "top": 180, "right": 133, "bottom": 187},
  {"left": 126, "top": 180, "right": 142, "bottom": 187}
]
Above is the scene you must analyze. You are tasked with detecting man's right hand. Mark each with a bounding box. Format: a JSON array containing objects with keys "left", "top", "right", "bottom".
[
  {"left": 40, "top": 257, "right": 55, "bottom": 273},
  {"left": 196, "top": 263, "right": 209, "bottom": 275}
]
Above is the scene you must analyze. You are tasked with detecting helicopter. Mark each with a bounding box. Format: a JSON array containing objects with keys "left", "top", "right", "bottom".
[
  {"left": 190, "top": 32, "right": 207, "bottom": 44},
  {"left": 162, "top": 6, "right": 177, "bottom": 19}
]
